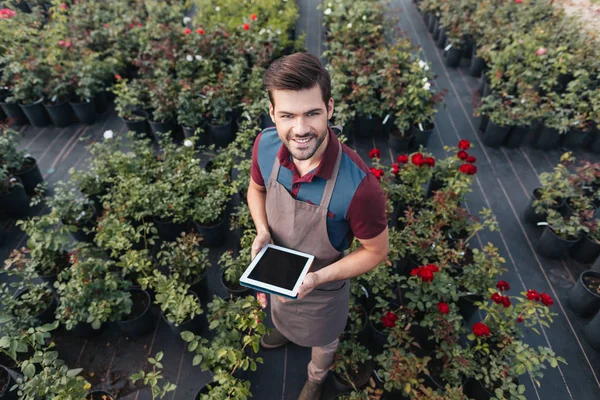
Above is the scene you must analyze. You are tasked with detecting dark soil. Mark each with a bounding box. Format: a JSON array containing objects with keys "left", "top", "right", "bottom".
[
  {"left": 335, "top": 361, "right": 372, "bottom": 389},
  {"left": 455, "top": 247, "right": 474, "bottom": 268},
  {"left": 86, "top": 393, "right": 115, "bottom": 400},
  {"left": 0, "top": 368, "right": 8, "bottom": 394},
  {"left": 583, "top": 275, "right": 600, "bottom": 295},
  {"left": 122, "top": 290, "right": 149, "bottom": 321},
  {"left": 12, "top": 156, "right": 35, "bottom": 175},
  {"left": 39, "top": 251, "right": 70, "bottom": 277}
]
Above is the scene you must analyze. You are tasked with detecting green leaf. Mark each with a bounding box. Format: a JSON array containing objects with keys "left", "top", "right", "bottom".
[
  {"left": 180, "top": 331, "right": 195, "bottom": 342},
  {"left": 23, "top": 363, "right": 36, "bottom": 379},
  {"left": 66, "top": 368, "right": 83, "bottom": 378},
  {"left": 192, "top": 354, "right": 203, "bottom": 366}
]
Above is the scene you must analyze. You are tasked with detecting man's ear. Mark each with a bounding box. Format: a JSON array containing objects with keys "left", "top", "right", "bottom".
[
  {"left": 327, "top": 98, "right": 334, "bottom": 120},
  {"left": 269, "top": 103, "right": 275, "bottom": 121}
]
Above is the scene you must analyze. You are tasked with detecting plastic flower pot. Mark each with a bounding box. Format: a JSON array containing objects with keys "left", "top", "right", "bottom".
[
  {"left": 161, "top": 290, "right": 205, "bottom": 336},
  {"left": 411, "top": 122, "right": 434, "bottom": 148},
  {"left": 44, "top": 101, "right": 73, "bottom": 127},
  {"left": 504, "top": 124, "right": 529, "bottom": 148},
  {"left": 568, "top": 270, "right": 600, "bottom": 318},
  {"left": 536, "top": 225, "right": 579, "bottom": 259},
  {"left": 220, "top": 270, "right": 251, "bottom": 299},
  {"left": 0, "top": 223, "right": 5, "bottom": 247},
  {"left": 0, "top": 178, "right": 30, "bottom": 218},
  {"left": 432, "top": 20, "right": 441, "bottom": 41},
  {"left": 332, "top": 361, "right": 374, "bottom": 393},
  {"left": 586, "top": 128, "right": 600, "bottom": 155},
  {"left": 258, "top": 112, "right": 275, "bottom": 129},
  {"left": 15, "top": 156, "right": 43, "bottom": 196},
  {"left": 584, "top": 311, "right": 600, "bottom": 350},
  {"left": 464, "top": 378, "right": 507, "bottom": 400},
  {"left": 149, "top": 119, "right": 178, "bottom": 141},
  {"left": 342, "top": 304, "right": 369, "bottom": 345},
  {"left": 569, "top": 234, "right": 600, "bottom": 264},
  {"left": 69, "top": 322, "right": 106, "bottom": 338},
  {"left": 532, "top": 125, "right": 560, "bottom": 150},
  {"left": 0, "top": 100, "right": 28, "bottom": 126},
  {"left": 153, "top": 217, "right": 189, "bottom": 243},
  {"left": 372, "top": 370, "right": 411, "bottom": 400},
  {"left": 387, "top": 131, "right": 413, "bottom": 152},
  {"left": 592, "top": 256, "right": 600, "bottom": 273},
  {"left": 458, "top": 292, "right": 483, "bottom": 323},
  {"left": 19, "top": 99, "right": 51, "bottom": 128},
  {"left": 123, "top": 117, "right": 150, "bottom": 137},
  {"left": 436, "top": 29, "right": 447, "bottom": 49},
  {"left": 560, "top": 128, "right": 588, "bottom": 150},
  {"left": 13, "top": 289, "right": 57, "bottom": 325},
  {"left": 70, "top": 99, "right": 97, "bottom": 124},
  {"left": 188, "top": 272, "right": 209, "bottom": 305},
  {"left": 368, "top": 302, "right": 400, "bottom": 355},
  {"left": 482, "top": 120, "right": 512, "bottom": 148},
  {"left": 444, "top": 40, "right": 462, "bottom": 68},
  {"left": 469, "top": 48, "right": 486, "bottom": 78},
  {"left": 66, "top": 207, "right": 97, "bottom": 244},
  {"left": 426, "top": 177, "right": 445, "bottom": 198},
  {"left": 354, "top": 114, "right": 382, "bottom": 138},
  {"left": 427, "top": 13, "right": 436, "bottom": 32},
  {"left": 0, "top": 365, "right": 18, "bottom": 400},
  {"left": 206, "top": 119, "right": 234, "bottom": 148},
  {"left": 94, "top": 91, "right": 109, "bottom": 114},
  {"left": 86, "top": 390, "right": 115, "bottom": 400},
  {"left": 118, "top": 288, "right": 156, "bottom": 337},
  {"left": 194, "top": 214, "right": 227, "bottom": 248},
  {"left": 523, "top": 188, "right": 564, "bottom": 225}
]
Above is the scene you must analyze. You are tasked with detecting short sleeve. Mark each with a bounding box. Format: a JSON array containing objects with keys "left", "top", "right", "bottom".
[
  {"left": 346, "top": 174, "right": 387, "bottom": 240},
  {"left": 251, "top": 132, "right": 265, "bottom": 186}
]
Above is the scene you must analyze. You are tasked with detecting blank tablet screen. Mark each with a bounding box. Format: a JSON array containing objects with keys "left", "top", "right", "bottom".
[{"left": 248, "top": 247, "right": 310, "bottom": 290}]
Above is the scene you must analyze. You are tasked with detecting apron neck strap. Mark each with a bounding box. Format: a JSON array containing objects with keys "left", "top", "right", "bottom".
[
  {"left": 269, "top": 153, "right": 282, "bottom": 182},
  {"left": 320, "top": 141, "right": 342, "bottom": 208}
]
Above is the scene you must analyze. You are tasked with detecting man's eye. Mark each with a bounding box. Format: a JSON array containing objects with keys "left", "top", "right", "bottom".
[
  {"left": 307, "top": 112, "right": 318, "bottom": 117},
  {"left": 281, "top": 115, "right": 292, "bottom": 119}
]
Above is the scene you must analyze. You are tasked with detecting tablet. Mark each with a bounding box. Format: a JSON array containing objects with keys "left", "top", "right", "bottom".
[{"left": 240, "top": 244, "right": 315, "bottom": 299}]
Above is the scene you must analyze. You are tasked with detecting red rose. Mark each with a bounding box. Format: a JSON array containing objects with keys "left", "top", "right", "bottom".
[
  {"left": 437, "top": 302, "right": 449, "bottom": 314},
  {"left": 502, "top": 296, "right": 512, "bottom": 308},
  {"left": 535, "top": 47, "right": 547, "bottom": 56},
  {"left": 515, "top": 0, "right": 522, "bottom": 3},
  {"left": 459, "top": 164, "right": 471, "bottom": 174},
  {"left": 457, "top": 150, "right": 468, "bottom": 160},
  {"left": 381, "top": 313, "right": 397, "bottom": 328},
  {"left": 250, "top": 13, "right": 257, "bottom": 21},
  {"left": 473, "top": 322, "right": 491, "bottom": 337},
  {"left": 466, "top": 156, "right": 477, "bottom": 164},
  {"left": 243, "top": 23, "right": 251, "bottom": 30},
  {"left": 197, "top": 28, "right": 204, "bottom": 34},
  {"left": 496, "top": 280, "right": 510, "bottom": 291},
  {"left": 425, "top": 157, "right": 435, "bottom": 167},
  {"left": 397, "top": 154, "right": 409, "bottom": 164},
  {"left": 184, "top": 28, "right": 192, "bottom": 34},
  {"left": 369, "top": 148, "right": 381, "bottom": 159},
  {"left": 517, "top": 316, "right": 524, "bottom": 323},
  {"left": 385, "top": 311, "right": 398, "bottom": 322},
  {"left": 60, "top": 3, "right": 68, "bottom": 10},
  {"left": 425, "top": 264, "right": 439, "bottom": 273},
  {"left": 491, "top": 293, "right": 503, "bottom": 304},
  {"left": 64, "top": 41, "right": 71, "bottom": 48},
  {"left": 540, "top": 292, "right": 553, "bottom": 307},
  {"left": 412, "top": 153, "right": 425, "bottom": 167},
  {"left": 410, "top": 268, "right": 420, "bottom": 276},
  {"left": 225, "top": 32, "right": 229, "bottom": 37},
  {"left": 392, "top": 163, "right": 399, "bottom": 175},
  {"left": 469, "top": 165, "right": 477, "bottom": 174},
  {"left": 114, "top": 74, "right": 122, "bottom": 81},
  {"left": 0, "top": 9, "right": 17, "bottom": 19},
  {"left": 369, "top": 168, "right": 385, "bottom": 180},
  {"left": 526, "top": 289, "right": 541, "bottom": 301},
  {"left": 419, "top": 269, "right": 434, "bottom": 283},
  {"left": 458, "top": 140, "right": 471, "bottom": 150}
]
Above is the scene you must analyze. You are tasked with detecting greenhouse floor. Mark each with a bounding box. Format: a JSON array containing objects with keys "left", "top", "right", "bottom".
[{"left": 1, "top": 0, "right": 600, "bottom": 399}]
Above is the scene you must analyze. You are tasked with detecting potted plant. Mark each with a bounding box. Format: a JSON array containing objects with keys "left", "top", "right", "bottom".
[
  {"left": 218, "top": 245, "right": 253, "bottom": 298},
  {"left": 67, "top": 50, "right": 105, "bottom": 124},
  {"left": 427, "top": 140, "right": 477, "bottom": 200},
  {"left": 570, "top": 219, "right": 600, "bottom": 264},
  {"left": 0, "top": 126, "right": 44, "bottom": 195},
  {"left": 536, "top": 208, "right": 587, "bottom": 259},
  {"left": 130, "top": 352, "right": 177, "bottom": 399},
  {"left": 147, "top": 73, "right": 181, "bottom": 141},
  {"left": 54, "top": 247, "right": 133, "bottom": 336},
  {"left": 331, "top": 338, "right": 373, "bottom": 392},
  {"left": 139, "top": 271, "right": 204, "bottom": 335},
  {"left": 117, "top": 285, "right": 155, "bottom": 338},
  {"left": 112, "top": 76, "right": 150, "bottom": 135},
  {"left": 45, "top": 181, "right": 96, "bottom": 243},
  {"left": 195, "top": 372, "right": 252, "bottom": 399},
  {"left": 0, "top": 167, "right": 29, "bottom": 218},
  {"left": 177, "top": 78, "right": 207, "bottom": 141},
  {"left": 0, "top": 322, "right": 57, "bottom": 370},
  {"left": 390, "top": 149, "right": 436, "bottom": 215},
  {"left": 374, "top": 347, "right": 430, "bottom": 399},
  {"left": 568, "top": 270, "right": 600, "bottom": 318},
  {"left": 157, "top": 232, "right": 211, "bottom": 298}
]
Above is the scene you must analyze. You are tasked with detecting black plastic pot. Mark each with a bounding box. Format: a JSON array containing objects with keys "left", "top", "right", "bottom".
[
  {"left": 87, "top": 390, "right": 115, "bottom": 400},
  {"left": 206, "top": 119, "right": 234, "bottom": 148},
  {"left": 68, "top": 216, "right": 96, "bottom": 244},
  {"left": 524, "top": 188, "right": 564, "bottom": 225},
  {"left": 220, "top": 270, "right": 251, "bottom": 299},
  {"left": 44, "top": 101, "right": 73, "bottom": 127},
  {"left": 569, "top": 234, "right": 600, "bottom": 264},
  {"left": 568, "top": 270, "right": 600, "bottom": 317},
  {"left": 436, "top": 29, "right": 447, "bottom": 49},
  {"left": 432, "top": 20, "right": 441, "bottom": 41},
  {"left": 426, "top": 178, "right": 444, "bottom": 198},
  {"left": 532, "top": 125, "right": 560, "bottom": 150},
  {"left": 161, "top": 290, "right": 205, "bottom": 335},
  {"left": 411, "top": 123, "right": 434, "bottom": 148},
  {"left": 15, "top": 156, "right": 43, "bottom": 196},
  {"left": 0, "top": 365, "right": 17, "bottom": 400},
  {"left": 123, "top": 117, "right": 149, "bottom": 136},
  {"left": 482, "top": 120, "right": 512, "bottom": 148},
  {"left": 149, "top": 119, "right": 179, "bottom": 141},
  {"left": 458, "top": 293, "right": 483, "bottom": 323},
  {"left": 0, "top": 178, "right": 30, "bottom": 218},
  {"left": 444, "top": 41, "right": 462, "bottom": 68},
  {"left": 14, "top": 289, "right": 57, "bottom": 325},
  {"left": 118, "top": 288, "right": 155, "bottom": 337},
  {"left": 0, "top": 100, "right": 28, "bottom": 125},
  {"left": 182, "top": 126, "right": 209, "bottom": 147},
  {"left": 586, "top": 129, "right": 600, "bottom": 155},
  {"left": 560, "top": 128, "right": 588, "bottom": 150},
  {"left": 464, "top": 378, "right": 498, "bottom": 400},
  {"left": 0, "top": 223, "right": 5, "bottom": 247},
  {"left": 194, "top": 214, "right": 227, "bottom": 248},
  {"left": 342, "top": 304, "right": 369, "bottom": 345},
  {"left": 537, "top": 225, "right": 579, "bottom": 259},
  {"left": 355, "top": 115, "right": 382, "bottom": 138},
  {"left": 368, "top": 302, "right": 400, "bottom": 355},
  {"left": 153, "top": 217, "right": 189, "bottom": 243},
  {"left": 478, "top": 115, "right": 489, "bottom": 133},
  {"left": 332, "top": 361, "right": 373, "bottom": 393},
  {"left": 94, "top": 91, "right": 109, "bottom": 114},
  {"left": 504, "top": 124, "right": 529, "bottom": 148},
  {"left": 584, "top": 311, "right": 600, "bottom": 350},
  {"left": 259, "top": 112, "right": 276, "bottom": 129},
  {"left": 469, "top": 49, "right": 486, "bottom": 78},
  {"left": 480, "top": 75, "right": 491, "bottom": 98},
  {"left": 188, "top": 271, "right": 209, "bottom": 304},
  {"left": 69, "top": 322, "right": 105, "bottom": 338},
  {"left": 70, "top": 99, "right": 97, "bottom": 124},
  {"left": 427, "top": 13, "right": 436, "bottom": 33},
  {"left": 19, "top": 99, "right": 51, "bottom": 128},
  {"left": 592, "top": 256, "right": 600, "bottom": 273},
  {"left": 387, "top": 132, "right": 413, "bottom": 152}
]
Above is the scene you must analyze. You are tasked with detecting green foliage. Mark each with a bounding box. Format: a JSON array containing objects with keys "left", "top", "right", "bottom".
[
  {"left": 130, "top": 352, "right": 177, "bottom": 400},
  {"left": 45, "top": 180, "right": 95, "bottom": 226},
  {"left": 157, "top": 233, "right": 210, "bottom": 285},
  {"left": 0, "top": 322, "right": 58, "bottom": 367}
]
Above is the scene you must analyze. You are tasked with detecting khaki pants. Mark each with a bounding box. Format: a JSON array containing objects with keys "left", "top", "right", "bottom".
[{"left": 307, "top": 338, "right": 339, "bottom": 382}]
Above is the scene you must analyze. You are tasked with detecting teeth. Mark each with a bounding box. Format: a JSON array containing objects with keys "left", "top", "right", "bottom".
[{"left": 296, "top": 138, "right": 310, "bottom": 143}]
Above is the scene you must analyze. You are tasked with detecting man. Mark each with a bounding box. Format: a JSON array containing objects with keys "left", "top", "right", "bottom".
[{"left": 247, "top": 52, "right": 389, "bottom": 400}]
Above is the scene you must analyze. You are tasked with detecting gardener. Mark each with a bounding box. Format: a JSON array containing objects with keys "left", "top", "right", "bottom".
[{"left": 247, "top": 52, "right": 389, "bottom": 400}]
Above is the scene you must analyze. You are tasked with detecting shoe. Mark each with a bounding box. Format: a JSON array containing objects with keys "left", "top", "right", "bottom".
[
  {"left": 298, "top": 379, "right": 324, "bottom": 400},
  {"left": 259, "top": 327, "right": 290, "bottom": 349}
]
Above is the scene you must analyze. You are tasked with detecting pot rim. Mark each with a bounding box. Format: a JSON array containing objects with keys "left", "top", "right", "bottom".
[
  {"left": 546, "top": 225, "right": 580, "bottom": 243},
  {"left": 120, "top": 288, "right": 152, "bottom": 324},
  {"left": 579, "top": 270, "right": 600, "bottom": 299},
  {"left": 220, "top": 269, "right": 250, "bottom": 294},
  {"left": 0, "top": 364, "right": 12, "bottom": 395}
]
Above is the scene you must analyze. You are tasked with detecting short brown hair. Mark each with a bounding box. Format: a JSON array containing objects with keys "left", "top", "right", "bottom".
[{"left": 263, "top": 52, "right": 331, "bottom": 107}]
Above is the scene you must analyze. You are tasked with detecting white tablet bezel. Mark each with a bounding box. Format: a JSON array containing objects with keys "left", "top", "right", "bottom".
[{"left": 240, "top": 244, "right": 315, "bottom": 298}]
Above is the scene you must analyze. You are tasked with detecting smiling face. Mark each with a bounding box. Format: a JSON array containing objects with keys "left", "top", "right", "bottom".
[{"left": 269, "top": 85, "right": 334, "bottom": 161}]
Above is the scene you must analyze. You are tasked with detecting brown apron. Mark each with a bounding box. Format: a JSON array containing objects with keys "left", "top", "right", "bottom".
[{"left": 265, "top": 141, "right": 350, "bottom": 348}]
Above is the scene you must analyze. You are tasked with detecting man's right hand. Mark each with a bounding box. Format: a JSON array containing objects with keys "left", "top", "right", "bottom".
[{"left": 251, "top": 230, "right": 272, "bottom": 260}]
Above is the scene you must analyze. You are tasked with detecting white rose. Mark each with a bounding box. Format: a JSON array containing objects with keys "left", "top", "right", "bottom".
[
  {"left": 184, "top": 139, "right": 193, "bottom": 147},
  {"left": 186, "top": 55, "right": 193, "bottom": 62},
  {"left": 362, "top": 15, "right": 366, "bottom": 20},
  {"left": 324, "top": 8, "right": 332, "bottom": 15},
  {"left": 259, "top": 28, "right": 266, "bottom": 35},
  {"left": 183, "top": 16, "right": 191, "bottom": 24},
  {"left": 195, "top": 55, "right": 202, "bottom": 61},
  {"left": 215, "top": 6, "right": 220, "bottom": 12},
  {"left": 347, "top": 22, "right": 352, "bottom": 28},
  {"left": 328, "top": 2, "right": 332, "bottom": 7},
  {"left": 423, "top": 82, "right": 431, "bottom": 91},
  {"left": 418, "top": 60, "right": 427, "bottom": 69},
  {"left": 422, "top": 77, "right": 428, "bottom": 82},
  {"left": 276, "top": 29, "right": 282, "bottom": 35},
  {"left": 103, "top": 130, "right": 113, "bottom": 139}
]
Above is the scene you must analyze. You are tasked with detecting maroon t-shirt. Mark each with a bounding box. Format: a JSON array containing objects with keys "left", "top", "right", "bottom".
[{"left": 251, "top": 127, "right": 387, "bottom": 251}]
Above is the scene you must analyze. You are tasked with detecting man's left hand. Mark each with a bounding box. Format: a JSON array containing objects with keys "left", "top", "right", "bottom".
[{"left": 277, "top": 272, "right": 320, "bottom": 303}]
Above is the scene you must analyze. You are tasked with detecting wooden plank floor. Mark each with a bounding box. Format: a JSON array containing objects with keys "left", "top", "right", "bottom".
[{"left": 1, "top": 0, "right": 600, "bottom": 398}]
